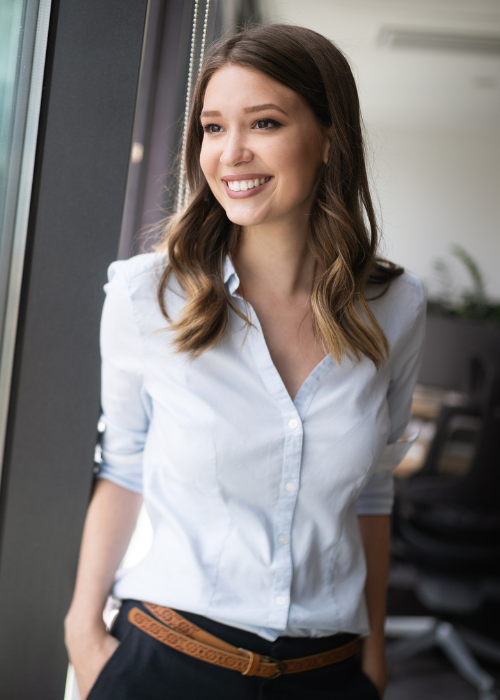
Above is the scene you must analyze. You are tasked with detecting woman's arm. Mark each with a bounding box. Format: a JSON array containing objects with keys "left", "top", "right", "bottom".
[
  {"left": 358, "top": 514, "right": 391, "bottom": 698},
  {"left": 65, "top": 478, "right": 142, "bottom": 700}
]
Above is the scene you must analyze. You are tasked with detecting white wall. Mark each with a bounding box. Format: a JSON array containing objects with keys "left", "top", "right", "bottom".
[
  {"left": 261, "top": 0, "right": 500, "bottom": 302},
  {"left": 368, "top": 126, "right": 500, "bottom": 300}
]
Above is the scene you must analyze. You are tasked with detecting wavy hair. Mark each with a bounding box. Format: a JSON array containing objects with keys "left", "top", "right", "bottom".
[{"left": 156, "top": 23, "right": 403, "bottom": 367}]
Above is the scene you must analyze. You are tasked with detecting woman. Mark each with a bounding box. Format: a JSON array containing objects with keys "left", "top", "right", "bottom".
[{"left": 65, "top": 23, "right": 426, "bottom": 700}]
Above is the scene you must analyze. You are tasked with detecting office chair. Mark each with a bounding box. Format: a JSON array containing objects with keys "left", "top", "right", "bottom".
[{"left": 387, "top": 349, "right": 500, "bottom": 700}]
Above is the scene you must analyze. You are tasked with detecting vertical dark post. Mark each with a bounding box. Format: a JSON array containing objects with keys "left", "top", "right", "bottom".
[{"left": 0, "top": 0, "right": 148, "bottom": 697}]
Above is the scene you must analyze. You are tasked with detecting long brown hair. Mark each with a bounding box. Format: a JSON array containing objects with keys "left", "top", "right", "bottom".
[{"left": 156, "top": 24, "right": 403, "bottom": 367}]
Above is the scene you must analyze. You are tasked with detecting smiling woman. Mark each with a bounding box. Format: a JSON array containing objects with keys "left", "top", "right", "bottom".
[{"left": 65, "top": 23, "right": 426, "bottom": 700}]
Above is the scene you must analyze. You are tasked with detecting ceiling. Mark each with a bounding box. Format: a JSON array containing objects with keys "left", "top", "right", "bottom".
[{"left": 261, "top": 0, "right": 500, "bottom": 129}]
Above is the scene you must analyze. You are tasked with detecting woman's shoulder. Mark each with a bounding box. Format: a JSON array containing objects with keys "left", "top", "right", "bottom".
[
  {"left": 384, "top": 270, "right": 425, "bottom": 306},
  {"left": 366, "top": 270, "right": 426, "bottom": 344},
  {"left": 104, "top": 253, "right": 170, "bottom": 332},
  {"left": 105, "top": 252, "right": 186, "bottom": 332},
  {"left": 107, "top": 252, "right": 165, "bottom": 289}
]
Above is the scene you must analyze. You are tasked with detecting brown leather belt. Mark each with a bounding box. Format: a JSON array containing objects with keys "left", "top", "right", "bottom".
[{"left": 128, "top": 603, "right": 359, "bottom": 679}]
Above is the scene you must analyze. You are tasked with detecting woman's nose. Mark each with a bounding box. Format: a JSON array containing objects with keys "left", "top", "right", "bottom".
[{"left": 219, "top": 133, "right": 252, "bottom": 167}]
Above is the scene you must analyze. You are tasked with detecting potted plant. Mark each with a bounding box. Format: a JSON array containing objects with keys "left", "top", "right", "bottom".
[{"left": 418, "top": 245, "right": 500, "bottom": 391}]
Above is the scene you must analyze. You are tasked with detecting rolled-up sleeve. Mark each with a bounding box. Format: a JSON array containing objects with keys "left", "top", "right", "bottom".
[
  {"left": 357, "top": 278, "right": 427, "bottom": 515},
  {"left": 98, "top": 263, "right": 150, "bottom": 493}
]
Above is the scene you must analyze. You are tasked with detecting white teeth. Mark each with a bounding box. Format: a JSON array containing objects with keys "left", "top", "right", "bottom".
[{"left": 226, "top": 177, "right": 270, "bottom": 191}]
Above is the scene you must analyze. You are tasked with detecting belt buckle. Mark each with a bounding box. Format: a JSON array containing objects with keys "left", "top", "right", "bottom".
[{"left": 263, "top": 655, "right": 284, "bottom": 680}]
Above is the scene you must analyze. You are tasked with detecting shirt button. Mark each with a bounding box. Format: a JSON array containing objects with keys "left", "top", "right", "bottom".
[
  {"left": 288, "top": 418, "right": 299, "bottom": 429},
  {"left": 276, "top": 596, "right": 287, "bottom": 606},
  {"left": 277, "top": 535, "right": 287, "bottom": 545},
  {"left": 285, "top": 481, "right": 296, "bottom": 492}
]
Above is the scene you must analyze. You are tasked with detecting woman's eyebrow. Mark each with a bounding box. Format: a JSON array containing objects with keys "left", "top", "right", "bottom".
[
  {"left": 244, "top": 103, "right": 288, "bottom": 115},
  {"left": 200, "top": 103, "right": 288, "bottom": 118},
  {"left": 200, "top": 110, "right": 221, "bottom": 117}
]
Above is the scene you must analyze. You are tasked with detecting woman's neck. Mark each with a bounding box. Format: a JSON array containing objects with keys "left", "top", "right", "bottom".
[{"left": 233, "top": 221, "right": 317, "bottom": 300}]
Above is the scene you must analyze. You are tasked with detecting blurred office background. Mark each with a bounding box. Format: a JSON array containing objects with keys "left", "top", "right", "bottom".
[
  {"left": 0, "top": 1, "right": 499, "bottom": 698},
  {"left": 257, "top": 3, "right": 500, "bottom": 699}
]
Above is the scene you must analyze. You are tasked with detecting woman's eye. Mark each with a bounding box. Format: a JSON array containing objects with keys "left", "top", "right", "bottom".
[
  {"left": 202, "top": 123, "right": 225, "bottom": 134},
  {"left": 253, "top": 119, "right": 281, "bottom": 130}
]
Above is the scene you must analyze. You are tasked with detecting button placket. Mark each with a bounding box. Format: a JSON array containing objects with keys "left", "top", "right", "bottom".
[
  {"left": 243, "top": 304, "right": 306, "bottom": 630},
  {"left": 267, "top": 409, "right": 303, "bottom": 628}
]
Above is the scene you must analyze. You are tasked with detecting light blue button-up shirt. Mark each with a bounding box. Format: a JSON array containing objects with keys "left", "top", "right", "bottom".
[{"left": 99, "top": 253, "right": 426, "bottom": 640}]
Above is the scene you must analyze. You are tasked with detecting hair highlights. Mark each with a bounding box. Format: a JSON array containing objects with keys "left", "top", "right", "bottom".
[{"left": 156, "top": 24, "right": 403, "bottom": 367}]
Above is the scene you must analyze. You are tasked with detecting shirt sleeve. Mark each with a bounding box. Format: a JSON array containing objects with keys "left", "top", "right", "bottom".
[
  {"left": 357, "top": 279, "right": 427, "bottom": 515},
  {"left": 97, "top": 263, "right": 151, "bottom": 493}
]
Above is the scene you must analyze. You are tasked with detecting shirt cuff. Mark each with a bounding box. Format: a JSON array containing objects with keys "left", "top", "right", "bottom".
[
  {"left": 356, "top": 471, "right": 394, "bottom": 515},
  {"left": 97, "top": 458, "right": 143, "bottom": 494}
]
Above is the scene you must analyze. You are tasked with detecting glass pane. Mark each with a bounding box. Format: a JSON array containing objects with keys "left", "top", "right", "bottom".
[
  {"left": 0, "top": 0, "right": 51, "bottom": 464},
  {"left": 0, "top": 0, "right": 27, "bottom": 327}
]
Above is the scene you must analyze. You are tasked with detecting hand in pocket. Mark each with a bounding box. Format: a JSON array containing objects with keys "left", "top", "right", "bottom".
[{"left": 67, "top": 629, "right": 120, "bottom": 700}]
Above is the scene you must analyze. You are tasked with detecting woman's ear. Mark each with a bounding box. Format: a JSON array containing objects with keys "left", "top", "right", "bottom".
[{"left": 322, "top": 126, "right": 333, "bottom": 164}]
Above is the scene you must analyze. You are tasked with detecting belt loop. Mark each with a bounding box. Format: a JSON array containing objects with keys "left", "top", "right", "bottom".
[{"left": 240, "top": 649, "right": 261, "bottom": 676}]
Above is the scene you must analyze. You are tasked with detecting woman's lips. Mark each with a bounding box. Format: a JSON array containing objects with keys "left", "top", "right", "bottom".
[{"left": 222, "top": 176, "right": 273, "bottom": 199}]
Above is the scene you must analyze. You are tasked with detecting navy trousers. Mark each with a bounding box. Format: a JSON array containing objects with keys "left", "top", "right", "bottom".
[{"left": 88, "top": 600, "right": 381, "bottom": 700}]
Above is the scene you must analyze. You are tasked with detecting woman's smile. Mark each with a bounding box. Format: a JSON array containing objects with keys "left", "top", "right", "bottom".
[{"left": 222, "top": 175, "right": 273, "bottom": 198}]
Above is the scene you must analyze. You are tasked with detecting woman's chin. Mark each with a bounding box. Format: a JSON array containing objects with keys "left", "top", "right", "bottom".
[
  {"left": 223, "top": 204, "right": 272, "bottom": 228},
  {"left": 225, "top": 214, "right": 265, "bottom": 228}
]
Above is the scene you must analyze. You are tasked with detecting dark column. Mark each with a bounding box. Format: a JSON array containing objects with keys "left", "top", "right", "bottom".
[{"left": 0, "top": 0, "right": 147, "bottom": 697}]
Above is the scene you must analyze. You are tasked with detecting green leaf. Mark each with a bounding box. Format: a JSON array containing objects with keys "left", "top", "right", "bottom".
[{"left": 450, "top": 244, "right": 486, "bottom": 301}]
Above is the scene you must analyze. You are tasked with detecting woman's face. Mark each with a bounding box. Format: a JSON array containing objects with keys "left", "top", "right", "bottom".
[{"left": 199, "top": 64, "right": 331, "bottom": 230}]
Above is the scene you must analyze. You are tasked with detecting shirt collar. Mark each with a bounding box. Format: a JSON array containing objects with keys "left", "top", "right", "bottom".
[{"left": 223, "top": 256, "right": 240, "bottom": 296}]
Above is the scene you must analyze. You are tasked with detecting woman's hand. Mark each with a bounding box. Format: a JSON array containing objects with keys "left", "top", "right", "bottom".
[
  {"left": 362, "top": 632, "right": 388, "bottom": 698},
  {"left": 357, "top": 515, "right": 391, "bottom": 698},
  {"left": 65, "top": 481, "right": 142, "bottom": 698},
  {"left": 65, "top": 614, "right": 119, "bottom": 700}
]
